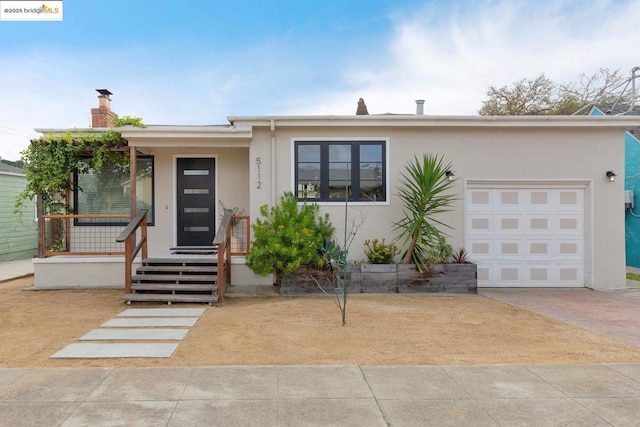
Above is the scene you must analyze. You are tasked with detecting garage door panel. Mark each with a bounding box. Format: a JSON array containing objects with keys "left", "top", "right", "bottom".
[
  {"left": 468, "top": 215, "right": 493, "bottom": 233},
  {"left": 527, "top": 216, "right": 550, "bottom": 233},
  {"left": 526, "top": 240, "right": 553, "bottom": 258},
  {"left": 469, "top": 240, "right": 492, "bottom": 257},
  {"left": 477, "top": 266, "right": 491, "bottom": 282},
  {"left": 556, "top": 264, "right": 583, "bottom": 285},
  {"left": 556, "top": 216, "right": 583, "bottom": 234},
  {"left": 466, "top": 186, "right": 585, "bottom": 288},
  {"left": 498, "top": 264, "right": 522, "bottom": 285},
  {"left": 497, "top": 215, "right": 522, "bottom": 233},
  {"left": 527, "top": 266, "right": 552, "bottom": 285},
  {"left": 529, "top": 190, "right": 550, "bottom": 207},
  {"left": 559, "top": 190, "right": 583, "bottom": 208},
  {"left": 499, "top": 240, "right": 522, "bottom": 257},
  {"left": 470, "top": 190, "right": 491, "bottom": 206},
  {"left": 557, "top": 239, "right": 583, "bottom": 259}
]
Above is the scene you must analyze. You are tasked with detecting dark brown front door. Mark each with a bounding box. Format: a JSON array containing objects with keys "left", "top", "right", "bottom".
[{"left": 176, "top": 158, "right": 215, "bottom": 247}]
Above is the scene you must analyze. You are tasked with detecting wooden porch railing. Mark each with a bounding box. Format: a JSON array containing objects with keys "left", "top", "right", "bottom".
[
  {"left": 213, "top": 209, "right": 234, "bottom": 301},
  {"left": 115, "top": 210, "right": 148, "bottom": 294}
]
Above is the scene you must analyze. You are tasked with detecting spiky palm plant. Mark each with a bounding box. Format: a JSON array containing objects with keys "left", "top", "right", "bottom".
[{"left": 393, "top": 154, "right": 457, "bottom": 272}]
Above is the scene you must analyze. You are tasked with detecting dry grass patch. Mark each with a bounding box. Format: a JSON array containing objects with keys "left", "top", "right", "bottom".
[{"left": 2, "top": 277, "right": 640, "bottom": 367}]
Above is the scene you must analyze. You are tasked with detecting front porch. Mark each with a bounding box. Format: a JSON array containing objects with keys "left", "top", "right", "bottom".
[{"left": 32, "top": 210, "right": 253, "bottom": 304}]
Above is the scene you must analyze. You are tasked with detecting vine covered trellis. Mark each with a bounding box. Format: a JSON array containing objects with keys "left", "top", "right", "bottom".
[{"left": 14, "top": 115, "right": 144, "bottom": 217}]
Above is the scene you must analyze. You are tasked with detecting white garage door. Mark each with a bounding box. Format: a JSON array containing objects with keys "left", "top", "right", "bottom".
[{"left": 465, "top": 185, "right": 585, "bottom": 287}]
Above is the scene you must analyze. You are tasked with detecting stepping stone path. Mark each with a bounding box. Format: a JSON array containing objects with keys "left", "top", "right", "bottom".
[{"left": 51, "top": 308, "right": 205, "bottom": 359}]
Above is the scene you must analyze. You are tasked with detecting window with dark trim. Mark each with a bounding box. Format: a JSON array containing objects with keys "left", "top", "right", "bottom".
[
  {"left": 74, "top": 156, "right": 155, "bottom": 225},
  {"left": 295, "top": 141, "right": 386, "bottom": 202}
]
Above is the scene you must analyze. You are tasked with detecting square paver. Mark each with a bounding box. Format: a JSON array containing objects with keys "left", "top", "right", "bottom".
[
  {"left": 51, "top": 343, "right": 178, "bottom": 359},
  {"left": 0, "top": 368, "right": 111, "bottom": 402},
  {"left": 118, "top": 308, "right": 205, "bottom": 317},
  {"left": 0, "top": 368, "right": 30, "bottom": 388},
  {"left": 361, "top": 366, "right": 468, "bottom": 399},
  {"left": 169, "top": 400, "right": 278, "bottom": 427},
  {"left": 88, "top": 367, "right": 193, "bottom": 401},
  {"left": 278, "top": 365, "right": 371, "bottom": 399},
  {"left": 577, "top": 397, "right": 640, "bottom": 425},
  {"left": 479, "top": 398, "right": 610, "bottom": 426},
  {"left": 378, "top": 399, "right": 498, "bottom": 427},
  {"left": 183, "top": 366, "right": 278, "bottom": 400},
  {"left": 607, "top": 363, "right": 640, "bottom": 382},
  {"left": 78, "top": 328, "right": 189, "bottom": 341},
  {"left": 62, "top": 401, "right": 177, "bottom": 427},
  {"left": 0, "top": 402, "right": 79, "bottom": 427},
  {"left": 101, "top": 317, "right": 198, "bottom": 327},
  {"left": 527, "top": 364, "right": 640, "bottom": 398},
  {"left": 442, "top": 365, "right": 565, "bottom": 399},
  {"left": 278, "top": 399, "right": 386, "bottom": 427}
]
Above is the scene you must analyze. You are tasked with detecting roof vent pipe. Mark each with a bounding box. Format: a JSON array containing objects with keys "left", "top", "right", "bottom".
[{"left": 415, "top": 99, "right": 425, "bottom": 115}]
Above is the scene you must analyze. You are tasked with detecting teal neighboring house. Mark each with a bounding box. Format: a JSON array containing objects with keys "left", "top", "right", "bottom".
[
  {"left": 0, "top": 161, "right": 37, "bottom": 262},
  {"left": 591, "top": 105, "right": 640, "bottom": 267}
]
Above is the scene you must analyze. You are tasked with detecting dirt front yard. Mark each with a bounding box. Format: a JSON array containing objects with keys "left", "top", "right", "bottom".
[{"left": 2, "top": 276, "right": 640, "bottom": 368}]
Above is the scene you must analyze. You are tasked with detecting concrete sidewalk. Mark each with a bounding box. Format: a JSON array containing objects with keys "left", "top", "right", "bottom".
[
  {"left": 0, "top": 259, "right": 33, "bottom": 282},
  {"left": 1, "top": 364, "right": 640, "bottom": 426}
]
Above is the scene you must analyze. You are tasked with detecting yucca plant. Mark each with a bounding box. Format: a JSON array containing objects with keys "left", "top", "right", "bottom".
[{"left": 393, "top": 154, "right": 457, "bottom": 272}]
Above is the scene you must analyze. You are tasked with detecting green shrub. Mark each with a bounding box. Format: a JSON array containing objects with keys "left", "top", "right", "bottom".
[
  {"left": 363, "top": 238, "right": 400, "bottom": 264},
  {"left": 425, "top": 235, "right": 453, "bottom": 264},
  {"left": 319, "top": 237, "right": 347, "bottom": 271},
  {"left": 393, "top": 154, "right": 457, "bottom": 272},
  {"left": 246, "top": 192, "right": 334, "bottom": 276}
]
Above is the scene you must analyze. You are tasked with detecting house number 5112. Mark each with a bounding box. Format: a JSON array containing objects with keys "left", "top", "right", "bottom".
[{"left": 256, "top": 157, "right": 262, "bottom": 189}]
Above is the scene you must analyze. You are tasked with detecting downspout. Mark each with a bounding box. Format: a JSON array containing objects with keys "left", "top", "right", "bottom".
[{"left": 270, "top": 119, "right": 276, "bottom": 206}]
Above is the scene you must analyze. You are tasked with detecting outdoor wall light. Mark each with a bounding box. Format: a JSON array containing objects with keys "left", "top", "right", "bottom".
[
  {"left": 445, "top": 170, "right": 455, "bottom": 181},
  {"left": 606, "top": 171, "right": 617, "bottom": 182}
]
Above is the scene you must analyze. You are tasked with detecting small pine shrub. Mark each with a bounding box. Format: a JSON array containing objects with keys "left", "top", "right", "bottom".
[
  {"left": 246, "top": 192, "right": 334, "bottom": 276},
  {"left": 363, "top": 238, "right": 400, "bottom": 264}
]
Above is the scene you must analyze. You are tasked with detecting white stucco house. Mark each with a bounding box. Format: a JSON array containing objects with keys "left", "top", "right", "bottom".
[{"left": 31, "top": 92, "right": 640, "bottom": 295}]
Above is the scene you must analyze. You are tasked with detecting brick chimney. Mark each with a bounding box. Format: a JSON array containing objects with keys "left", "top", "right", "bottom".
[
  {"left": 356, "top": 98, "right": 369, "bottom": 115},
  {"left": 91, "top": 89, "right": 116, "bottom": 128}
]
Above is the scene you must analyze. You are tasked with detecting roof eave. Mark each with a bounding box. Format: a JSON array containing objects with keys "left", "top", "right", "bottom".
[{"left": 228, "top": 114, "right": 640, "bottom": 129}]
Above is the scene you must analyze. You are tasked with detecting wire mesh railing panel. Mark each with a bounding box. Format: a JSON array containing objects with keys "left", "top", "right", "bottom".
[
  {"left": 230, "top": 215, "right": 250, "bottom": 255},
  {"left": 42, "top": 214, "right": 128, "bottom": 256}
]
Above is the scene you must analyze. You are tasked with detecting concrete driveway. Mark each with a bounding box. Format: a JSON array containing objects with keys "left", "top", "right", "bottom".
[{"left": 480, "top": 288, "right": 640, "bottom": 348}]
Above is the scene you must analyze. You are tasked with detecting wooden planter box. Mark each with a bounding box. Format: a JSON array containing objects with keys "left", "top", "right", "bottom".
[
  {"left": 397, "top": 263, "right": 477, "bottom": 294},
  {"left": 361, "top": 263, "right": 398, "bottom": 293},
  {"left": 279, "top": 266, "right": 361, "bottom": 295},
  {"left": 279, "top": 263, "right": 476, "bottom": 295}
]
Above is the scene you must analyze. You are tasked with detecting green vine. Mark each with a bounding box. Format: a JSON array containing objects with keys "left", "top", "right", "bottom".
[{"left": 14, "top": 115, "right": 145, "bottom": 218}]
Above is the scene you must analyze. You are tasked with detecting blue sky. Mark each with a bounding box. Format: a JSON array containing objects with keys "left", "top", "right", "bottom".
[{"left": 1, "top": 0, "right": 639, "bottom": 160}]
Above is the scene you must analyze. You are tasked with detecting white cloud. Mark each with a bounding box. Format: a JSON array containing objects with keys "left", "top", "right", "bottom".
[
  {"left": 1, "top": 0, "right": 639, "bottom": 161},
  {"left": 293, "top": 0, "right": 640, "bottom": 116}
]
